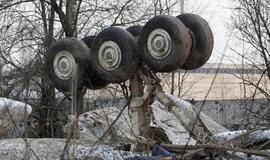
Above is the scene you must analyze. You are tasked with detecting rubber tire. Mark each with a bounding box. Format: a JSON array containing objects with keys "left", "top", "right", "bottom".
[
  {"left": 138, "top": 15, "right": 192, "bottom": 72},
  {"left": 90, "top": 27, "right": 139, "bottom": 83},
  {"left": 177, "top": 14, "right": 214, "bottom": 70},
  {"left": 46, "top": 37, "right": 90, "bottom": 92},
  {"left": 126, "top": 25, "right": 143, "bottom": 37},
  {"left": 81, "top": 36, "right": 107, "bottom": 89}
]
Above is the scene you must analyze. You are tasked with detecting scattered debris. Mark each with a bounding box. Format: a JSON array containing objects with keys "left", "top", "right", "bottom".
[{"left": 64, "top": 100, "right": 197, "bottom": 145}]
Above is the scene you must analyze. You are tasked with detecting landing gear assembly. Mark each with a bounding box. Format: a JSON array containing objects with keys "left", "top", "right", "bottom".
[{"left": 46, "top": 14, "right": 214, "bottom": 92}]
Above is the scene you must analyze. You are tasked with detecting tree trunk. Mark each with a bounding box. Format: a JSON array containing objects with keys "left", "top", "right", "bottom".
[
  {"left": 66, "top": 0, "right": 77, "bottom": 37},
  {"left": 39, "top": 2, "right": 58, "bottom": 137},
  {"left": 130, "top": 74, "right": 152, "bottom": 151}
]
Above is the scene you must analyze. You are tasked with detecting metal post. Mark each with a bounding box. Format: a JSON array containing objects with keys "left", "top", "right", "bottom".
[{"left": 71, "top": 64, "right": 78, "bottom": 116}]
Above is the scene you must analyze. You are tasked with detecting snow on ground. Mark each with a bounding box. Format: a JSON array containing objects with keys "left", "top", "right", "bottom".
[{"left": 0, "top": 138, "right": 136, "bottom": 160}]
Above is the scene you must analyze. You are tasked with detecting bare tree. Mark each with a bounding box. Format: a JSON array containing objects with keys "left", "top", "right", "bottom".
[
  {"left": 0, "top": 0, "right": 184, "bottom": 138},
  {"left": 230, "top": 0, "right": 270, "bottom": 126}
]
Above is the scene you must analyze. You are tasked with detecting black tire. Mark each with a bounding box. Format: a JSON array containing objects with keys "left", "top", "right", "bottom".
[
  {"left": 82, "top": 36, "right": 96, "bottom": 48},
  {"left": 81, "top": 36, "right": 107, "bottom": 89},
  {"left": 46, "top": 37, "right": 90, "bottom": 92},
  {"left": 90, "top": 27, "right": 139, "bottom": 83},
  {"left": 177, "top": 14, "right": 214, "bottom": 70},
  {"left": 138, "top": 15, "right": 192, "bottom": 72},
  {"left": 126, "top": 25, "right": 143, "bottom": 38}
]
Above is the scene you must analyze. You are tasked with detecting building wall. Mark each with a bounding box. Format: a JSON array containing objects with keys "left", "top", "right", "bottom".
[
  {"left": 149, "top": 63, "right": 268, "bottom": 100},
  {"left": 85, "top": 63, "right": 269, "bottom": 100}
]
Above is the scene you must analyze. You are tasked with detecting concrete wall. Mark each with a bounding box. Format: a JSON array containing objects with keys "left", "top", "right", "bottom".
[{"left": 195, "top": 99, "right": 270, "bottom": 129}]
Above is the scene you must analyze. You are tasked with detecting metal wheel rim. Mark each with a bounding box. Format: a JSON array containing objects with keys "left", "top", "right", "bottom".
[
  {"left": 53, "top": 51, "right": 75, "bottom": 80},
  {"left": 98, "top": 41, "right": 122, "bottom": 71},
  {"left": 147, "top": 28, "right": 172, "bottom": 60}
]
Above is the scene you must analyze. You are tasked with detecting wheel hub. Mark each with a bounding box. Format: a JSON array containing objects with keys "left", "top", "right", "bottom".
[
  {"left": 53, "top": 51, "right": 75, "bottom": 80},
  {"left": 147, "top": 29, "right": 172, "bottom": 60},
  {"left": 98, "top": 41, "right": 122, "bottom": 71}
]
